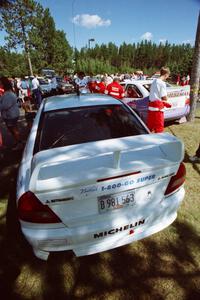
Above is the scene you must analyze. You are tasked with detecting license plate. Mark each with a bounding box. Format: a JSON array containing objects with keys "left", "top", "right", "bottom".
[{"left": 98, "top": 190, "right": 136, "bottom": 214}]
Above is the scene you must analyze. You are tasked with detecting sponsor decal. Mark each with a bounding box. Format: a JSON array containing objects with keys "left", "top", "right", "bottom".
[
  {"left": 80, "top": 186, "right": 97, "bottom": 194},
  {"left": 45, "top": 197, "right": 73, "bottom": 204},
  {"left": 158, "top": 173, "right": 175, "bottom": 180},
  {"left": 94, "top": 219, "right": 145, "bottom": 238},
  {"left": 101, "top": 174, "right": 156, "bottom": 192},
  {"left": 168, "top": 91, "right": 189, "bottom": 98},
  {"left": 79, "top": 174, "right": 156, "bottom": 197}
]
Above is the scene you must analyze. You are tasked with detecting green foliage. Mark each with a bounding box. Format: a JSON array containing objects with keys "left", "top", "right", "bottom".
[
  {"left": 0, "top": 46, "right": 27, "bottom": 76},
  {"left": 0, "top": 0, "right": 73, "bottom": 75},
  {"left": 0, "top": 1, "right": 194, "bottom": 77},
  {"left": 0, "top": 0, "right": 42, "bottom": 49},
  {"left": 75, "top": 41, "right": 194, "bottom": 77}
]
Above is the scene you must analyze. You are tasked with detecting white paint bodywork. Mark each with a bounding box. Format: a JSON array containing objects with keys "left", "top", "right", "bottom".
[
  {"left": 121, "top": 79, "right": 190, "bottom": 110},
  {"left": 17, "top": 94, "right": 185, "bottom": 260}
]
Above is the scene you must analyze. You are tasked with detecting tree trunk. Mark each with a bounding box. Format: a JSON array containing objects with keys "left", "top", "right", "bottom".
[
  {"left": 187, "top": 12, "right": 200, "bottom": 122},
  {"left": 26, "top": 47, "right": 33, "bottom": 76},
  {"left": 21, "top": 17, "right": 33, "bottom": 76}
]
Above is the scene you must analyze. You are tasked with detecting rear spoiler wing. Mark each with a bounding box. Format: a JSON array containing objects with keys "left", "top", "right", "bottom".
[{"left": 29, "top": 133, "right": 184, "bottom": 193}]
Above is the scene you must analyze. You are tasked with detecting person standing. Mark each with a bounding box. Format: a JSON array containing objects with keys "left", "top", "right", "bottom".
[
  {"left": 104, "top": 73, "right": 113, "bottom": 86},
  {"left": 32, "top": 75, "right": 42, "bottom": 109},
  {"left": 180, "top": 76, "right": 186, "bottom": 86},
  {"left": 51, "top": 76, "right": 58, "bottom": 94},
  {"left": 96, "top": 77, "right": 106, "bottom": 94},
  {"left": 0, "top": 77, "right": 22, "bottom": 150},
  {"left": 104, "top": 77, "right": 125, "bottom": 100},
  {"left": 176, "top": 74, "right": 180, "bottom": 85},
  {"left": 74, "top": 72, "right": 89, "bottom": 94},
  {"left": 12, "top": 77, "right": 19, "bottom": 97},
  {"left": 87, "top": 76, "right": 98, "bottom": 93},
  {"left": 189, "top": 144, "right": 200, "bottom": 162},
  {"left": 147, "top": 67, "right": 171, "bottom": 133},
  {"left": 186, "top": 74, "right": 190, "bottom": 85}
]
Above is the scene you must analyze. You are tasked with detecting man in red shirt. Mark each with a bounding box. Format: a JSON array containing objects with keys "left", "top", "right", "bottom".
[
  {"left": 105, "top": 77, "right": 124, "bottom": 99},
  {"left": 96, "top": 77, "right": 106, "bottom": 94},
  {"left": 88, "top": 78, "right": 98, "bottom": 93}
]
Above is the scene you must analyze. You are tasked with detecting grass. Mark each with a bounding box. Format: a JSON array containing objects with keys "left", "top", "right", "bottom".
[{"left": 0, "top": 110, "right": 200, "bottom": 300}]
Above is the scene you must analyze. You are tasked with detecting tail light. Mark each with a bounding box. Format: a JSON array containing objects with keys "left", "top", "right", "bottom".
[
  {"left": 18, "top": 191, "right": 62, "bottom": 223},
  {"left": 185, "top": 98, "right": 190, "bottom": 105},
  {"left": 164, "top": 163, "right": 186, "bottom": 196}
]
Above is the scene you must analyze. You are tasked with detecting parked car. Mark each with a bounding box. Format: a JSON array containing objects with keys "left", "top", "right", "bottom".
[
  {"left": 120, "top": 80, "right": 190, "bottom": 123},
  {"left": 38, "top": 78, "right": 53, "bottom": 97},
  {"left": 57, "top": 80, "right": 75, "bottom": 94},
  {"left": 17, "top": 93, "right": 186, "bottom": 260},
  {"left": 41, "top": 68, "right": 55, "bottom": 78}
]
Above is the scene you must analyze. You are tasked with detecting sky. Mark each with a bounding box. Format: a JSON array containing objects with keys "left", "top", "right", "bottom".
[{"left": 0, "top": 0, "right": 199, "bottom": 49}]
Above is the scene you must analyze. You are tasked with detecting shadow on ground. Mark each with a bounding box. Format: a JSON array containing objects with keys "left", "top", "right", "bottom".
[
  {"left": 0, "top": 181, "right": 200, "bottom": 299},
  {"left": 0, "top": 120, "right": 199, "bottom": 299}
]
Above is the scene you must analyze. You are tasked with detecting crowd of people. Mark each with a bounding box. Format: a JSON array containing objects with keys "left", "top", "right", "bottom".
[
  {"left": 176, "top": 74, "right": 190, "bottom": 86},
  {"left": 0, "top": 76, "right": 26, "bottom": 153},
  {"left": 0, "top": 74, "right": 45, "bottom": 153},
  {"left": 0, "top": 72, "right": 145, "bottom": 156},
  {"left": 0, "top": 68, "right": 198, "bottom": 163}
]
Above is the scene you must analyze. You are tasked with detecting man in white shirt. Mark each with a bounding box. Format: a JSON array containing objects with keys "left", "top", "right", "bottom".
[
  {"left": 51, "top": 76, "right": 57, "bottom": 89},
  {"left": 147, "top": 67, "right": 171, "bottom": 133},
  {"left": 104, "top": 73, "right": 113, "bottom": 86},
  {"left": 75, "top": 72, "right": 89, "bottom": 94},
  {"left": 32, "top": 75, "right": 39, "bottom": 90},
  {"left": 32, "top": 75, "right": 42, "bottom": 109}
]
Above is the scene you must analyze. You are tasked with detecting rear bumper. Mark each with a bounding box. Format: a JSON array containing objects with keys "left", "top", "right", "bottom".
[
  {"left": 164, "top": 105, "right": 190, "bottom": 121},
  {"left": 21, "top": 187, "right": 185, "bottom": 259}
]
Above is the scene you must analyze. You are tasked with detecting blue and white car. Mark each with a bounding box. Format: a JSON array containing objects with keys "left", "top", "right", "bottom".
[
  {"left": 17, "top": 93, "right": 186, "bottom": 260},
  {"left": 121, "top": 80, "right": 190, "bottom": 123},
  {"left": 38, "top": 78, "right": 53, "bottom": 97}
]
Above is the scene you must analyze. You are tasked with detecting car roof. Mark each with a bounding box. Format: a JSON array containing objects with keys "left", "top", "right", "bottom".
[
  {"left": 120, "top": 79, "right": 153, "bottom": 85},
  {"left": 43, "top": 93, "right": 121, "bottom": 112}
]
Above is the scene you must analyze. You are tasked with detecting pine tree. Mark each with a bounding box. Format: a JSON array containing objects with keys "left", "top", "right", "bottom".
[{"left": 0, "top": 0, "right": 44, "bottom": 75}]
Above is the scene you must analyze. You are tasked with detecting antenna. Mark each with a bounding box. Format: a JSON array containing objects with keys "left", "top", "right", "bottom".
[
  {"left": 72, "top": 0, "right": 76, "bottom": 49},
  {"left": 72, "top": 0, "right": 77, "bottom": 70}
]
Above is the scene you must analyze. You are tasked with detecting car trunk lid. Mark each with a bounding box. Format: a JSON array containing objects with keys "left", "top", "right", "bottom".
[
  {"left": 29, "top": 133, "right": 184, "bottom": 226},
  {"left": 167, "top": 86, "right": 190, "bottom": 109}
]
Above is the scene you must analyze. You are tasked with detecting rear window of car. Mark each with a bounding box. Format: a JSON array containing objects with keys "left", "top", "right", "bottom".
[
  {"left": 125, "top": 84, "right": 143, "bottom": 98},
  {"left": 38, "top": 79, "right": 49, "bottom": 84},
  {"left": 35, "top": 104, "right": 148, "bottom": 152}
]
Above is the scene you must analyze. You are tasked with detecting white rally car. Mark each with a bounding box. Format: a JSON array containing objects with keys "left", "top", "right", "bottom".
[
  {"left": 121, "top": 79, "right": 190, "bottom": 123},
  {"left": 17, "top": 93, "right": 186, "bottom": 260}
]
